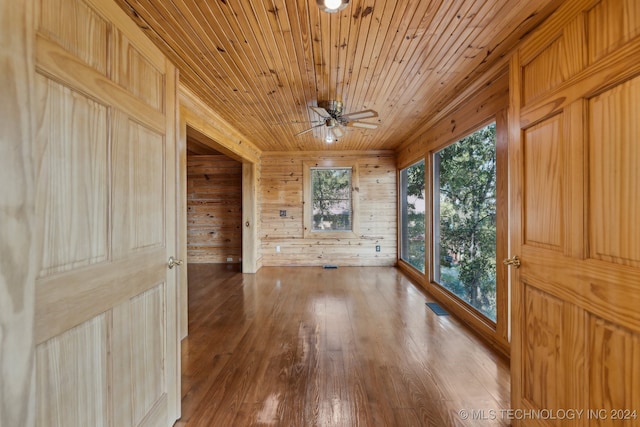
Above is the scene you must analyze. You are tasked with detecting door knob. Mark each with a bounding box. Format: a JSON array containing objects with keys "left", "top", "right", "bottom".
[
  {"left": 167, "top": 256, "right": 184, "bottom": 269},
  {"left": 503, "top": 255, "right": 521, "bottom": 268}
]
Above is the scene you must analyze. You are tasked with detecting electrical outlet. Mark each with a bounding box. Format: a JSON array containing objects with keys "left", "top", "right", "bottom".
[
  {"left": 279, "top": 210, "right": 287, "bottom": 217},
  {"left": 227, "top": 257, "right": 233, "bottom": 262},
  {"left": 276, "top": 246, "right": 281, "bottom": 253},
  {"left": 375, "top": 245, "right": 381, "bottom": 252}
]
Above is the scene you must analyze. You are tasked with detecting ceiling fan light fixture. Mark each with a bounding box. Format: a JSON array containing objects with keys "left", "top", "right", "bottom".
[
  {"left": 317, "top": 0, "right": 349, "bottom": 13},
  {"left": 325, "top": 128, "right": 335, "bottom": 143}
]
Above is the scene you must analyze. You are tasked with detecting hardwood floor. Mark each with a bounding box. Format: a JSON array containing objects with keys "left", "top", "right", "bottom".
[{"left": 176, "top": 264, "right": 510, "bottom": 426}]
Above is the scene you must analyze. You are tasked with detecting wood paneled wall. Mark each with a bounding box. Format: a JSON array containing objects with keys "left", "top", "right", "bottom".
[
  {"left": 187, "top": 154, "right": 242, "bottom": 264},
  {"left": 178, "top": 83, "right": 262, "bottom": 273},
  {"left": 260, "top": 151, "right": 396, "bottom": 267},
  {"left": 179, "top": 85, "right": 260, "bottom": 164}
]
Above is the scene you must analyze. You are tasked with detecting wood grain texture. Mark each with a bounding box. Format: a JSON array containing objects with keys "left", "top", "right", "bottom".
[
  {"left": 397, "top": 72, "right": 511, "bottom": 357},
  {"left": 179, "top": 87, "right": 262, "bottom": 274},
  {"left": 510, "top": 2, "right": 640, "bottom": 425},
  {"left": 589, "top": 75, "right": 640, "bottom": 267},
  {"left": 260, "top": 152, "right": 396, "bottom": 267},
  {"left": 112, "top": 112, "right": 165, "bottom": 258},
  {"left": 587, "top": 0, "right": 640, "bottom": 64},
  {"left": 113, "top": 29, "right": 164, "bottom": 111},
  {"left": 187, "top": 154, "right": 242, "bottom": 264},
  {"left": 507, "top": 49, "right": 525, "bottom": 427},
  {"left": 177, "top": 264, "right": 511, "bottom": 426},
  {"left": 33, "top": 0, "right": 179, "bottom": 425},
  {"left": 494, "top": 108, "right": 510, "bottom": 351},
  {"left": 110, "top": 283, "right": 170, "bottom": 427},
  {"left": 523, "top": 115, "right": 563, "bottom": 250},
  {"left": 397, "top": 69, "right": 510, "bottom": 168},
  {"left": 36, "top": 35, "right": 165, "bottom": 134},
  {"left": 129, "top": 284, "right": 166, "bottom": 425},
  {"left": 35, "top": 74, "right": 109, "bottom": 277},
  {"left": 519, "top": 27, "right": 640, "bottom": 129},
  {"left": 0, "top": 0, "right": 37, "bottom": 425},
  {"left": 36, "top": 314, "right": 108, "bottom": 427},
  {"left": 589, "top": 316, "right": 640, "bottom": 427},
  {"left": 522, "top": 285, "right": 563, "bottom": 412},
  {"left": 179, "top": 86, "right": 261, "bottom": 164},
  {"left": 522, "top": 35, "right": 572, "bottom": 105},
  {"left": 242, "top": 163, "right": 259, "bottom": 274},
  {"left": 37, "top": 0, "right": 109, "bottom": 75},
  {"left": 112, "top": 0, "right": 560, "bottom": 152},
  {"left": 178, "top": 113, "right": 189, "bottom": 339}
]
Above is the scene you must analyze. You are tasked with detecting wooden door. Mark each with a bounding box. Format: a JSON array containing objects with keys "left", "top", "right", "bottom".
[
  {"left": 32, "top": 0, "right": 179, "bottom": 425},
  {"left": 1, "top": 0, "right": 37, "bottom": 425},
  {"left": 509, "top": 0, "right": 640, "bottom": 426}
]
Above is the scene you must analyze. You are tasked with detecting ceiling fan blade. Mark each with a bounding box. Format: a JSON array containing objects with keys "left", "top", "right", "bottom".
[
  {"left": 333, "top": 126, "right": 344, "bottom": 138},
  {"left": 348, "top": 121, "right": 378, "bottom": 129},
  {"left": 310, "top": 106, "right": 332, "bottom": 118},
  {"left": 341, "top": 109, "right": 378, "bottom": 121},
  {"left": 294, "top": 122, "right": 324, "bottom": 136}
]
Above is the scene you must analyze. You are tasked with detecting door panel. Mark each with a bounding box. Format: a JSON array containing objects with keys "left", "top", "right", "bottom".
[
  {"left": 589, "top": 317, "right": 640, "bottom": 416},
  {"left": 111, "top": 111, "right": 166, "bottom": 258},
  {"left": 510, "top": 1, "right": 640, "bottom": 425},
  {"left": 34, "top": 0, "right": 179, "bottom": 425},
  {"left": 522, "top": 115, "right": 563, "bottom": 250},
  {"left": 589, "top": 77, "right": 640, "bottom": 267},
  {"left": 522, "top": 286, "right": 563, "bottom": 412},
  {"left": 36, "top": 314, "right": 109, "bottom": 427},
  {"left": 35, "top": 74, "right": 109, "bottom": 277},
  {"left": 112, "top": 284, "right": 167, "bottom": 427},
  {"left": 38, "top": 0, "right": 110, "bottom": 75}
]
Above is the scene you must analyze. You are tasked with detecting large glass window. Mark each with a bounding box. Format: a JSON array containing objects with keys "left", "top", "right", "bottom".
[
  {"left": 311, "top": 167, "right": 352, "bottom": 232},
  {"left": 400, "top": 160, "right": 425, "bottom": 272},
  {"left": 433, "top": 123, "right": 497, "bottom": 321}
]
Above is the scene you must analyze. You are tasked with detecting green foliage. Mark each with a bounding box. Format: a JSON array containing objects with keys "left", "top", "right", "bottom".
[
  {"left": 406, "top": 161, "right": 425, "bottom": 208},
  {"left": 436, "top": 123, "right": 497, "bottom": 320},
  {"left": 404, "top": 161, "right": 426, "bottom": 272},
  {"left": 312, "top": 168, "right": 352, "bottom": 231}
]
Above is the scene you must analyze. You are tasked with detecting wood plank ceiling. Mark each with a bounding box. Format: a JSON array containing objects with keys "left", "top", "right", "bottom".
[{"left": 114, "top": 0, "right": 561, "bottom": 152}]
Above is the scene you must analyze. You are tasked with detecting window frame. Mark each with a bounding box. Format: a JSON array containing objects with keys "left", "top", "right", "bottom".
[
  {"left": 303, "top": 160, "right": 359, "bottom": 239},
  {"left": 399, "top": 159, "right": 426, "bottom": 273},
  {"left": 431, "top": 121, "right": 499, "bottom": 324}
]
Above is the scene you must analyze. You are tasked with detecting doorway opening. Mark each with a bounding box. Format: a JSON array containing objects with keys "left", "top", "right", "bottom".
[{"left": 186, "top": 126, "right": 243, "bottom": 267}]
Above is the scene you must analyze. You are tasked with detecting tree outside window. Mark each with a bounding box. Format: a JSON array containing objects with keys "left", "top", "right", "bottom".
[
  {"left": 303, "top": 161, "right": 359, "bottom": 238},
  {"left": 311, "top": 168, "right": 352, "bottom": 231},
  {"left": 434, "top": 123, "right": 497, "bottom": 321},
  {"left": 400, "top": 160, "right": 426, "bottom": 272}
]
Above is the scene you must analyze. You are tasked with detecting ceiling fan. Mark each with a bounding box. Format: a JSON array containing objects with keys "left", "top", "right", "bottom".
[{"left": 294, "top": 100, "right": 379, "bottom": 142}]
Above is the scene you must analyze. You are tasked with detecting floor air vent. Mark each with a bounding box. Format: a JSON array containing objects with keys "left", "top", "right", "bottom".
[{"left": 426, "top": 302, "right": 449, "bottom": 316}]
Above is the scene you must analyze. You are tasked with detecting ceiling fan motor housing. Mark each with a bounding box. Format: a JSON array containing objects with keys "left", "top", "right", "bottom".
[
  {"left": 324, "top": 118, "right": 338, "bottom": 128},
  {"left": 294, "top": 100, "right": 377, "bottom": 137},
  {"left": 319, "top": 100, "right": 343, "bottom": 118}
]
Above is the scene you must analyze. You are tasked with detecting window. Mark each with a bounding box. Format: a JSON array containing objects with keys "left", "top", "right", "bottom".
[
  {"left": 433, "top": 123, "right": 497, "bottom": 321},
  {"left": 311, "top": 167, "right": 352, "bottom": 231},
  {"left": 303, "top": 161, "right": 359, "bottom": 238},
  {"left": 399, "top": 160, "right": 425, "bottom": 272}
]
